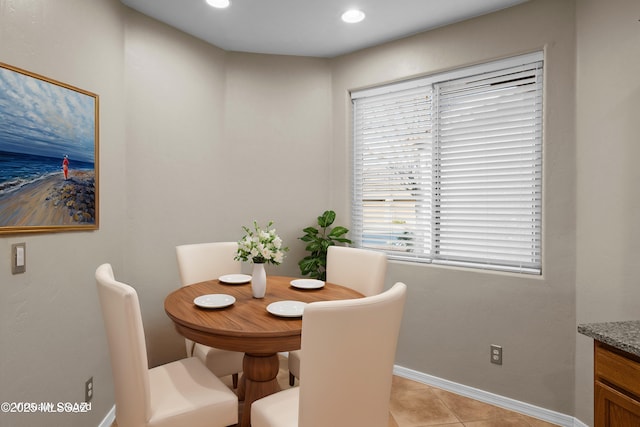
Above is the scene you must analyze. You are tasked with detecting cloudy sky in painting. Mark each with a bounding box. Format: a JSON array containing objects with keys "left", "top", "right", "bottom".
[{"left": 0, "top": 66, "right": 95, "bottom": 163}]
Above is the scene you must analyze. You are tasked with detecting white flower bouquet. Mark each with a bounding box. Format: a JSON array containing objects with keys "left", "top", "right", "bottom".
[{"left": 235, "top": 220, "right": 288, "bottom": 265}]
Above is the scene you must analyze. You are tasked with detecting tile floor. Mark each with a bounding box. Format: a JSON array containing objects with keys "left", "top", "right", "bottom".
[{"left": 389, "top": 375, "right": 559, "bottom": 427}]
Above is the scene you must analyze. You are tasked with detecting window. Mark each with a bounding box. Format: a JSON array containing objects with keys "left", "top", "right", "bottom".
[{"left": 351, "top": 52, "right": 543, "bottom": 274}]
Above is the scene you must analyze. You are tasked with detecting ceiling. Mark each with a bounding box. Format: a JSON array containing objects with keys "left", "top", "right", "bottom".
[{"left": 120, "top": 0, "right": 528, "bottom": 58}]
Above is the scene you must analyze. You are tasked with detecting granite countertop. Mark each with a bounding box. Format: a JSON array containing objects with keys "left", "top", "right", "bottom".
[{"left": 578, "top": 320, "right": 640, "bottom": 358}]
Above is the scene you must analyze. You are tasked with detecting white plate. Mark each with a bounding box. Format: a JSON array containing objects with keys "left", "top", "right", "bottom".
[
  {"left": 290, "top": 279, "right": 325, "bottom": 289},
  {"left": 194, "top": 294, "right": 236, "bottom": 309},
  {"left": 267, "top": 300, "right": 307, "bottom": 317},
  {"left": 219, "top": 274, "right": 252, "bottom": 284}
]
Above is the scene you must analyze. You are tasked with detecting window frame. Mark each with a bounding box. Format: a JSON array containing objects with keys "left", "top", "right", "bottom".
[{"left": 351, "top": 52, "right": 544, "bottom": 275}]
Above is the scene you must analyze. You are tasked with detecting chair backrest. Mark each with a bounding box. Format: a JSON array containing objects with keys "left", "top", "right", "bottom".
[
  {"left": 298, "top": 282, "right": 407, "bottom": 427},
  {"left": 326, "top": 246, "right": 387, "bottom": 296},
  {"left": 175, "top": 242, "right": 241, "bottom": 286},
  {"left": 96, "top": 263, "right": 151, "bottom": 427}
]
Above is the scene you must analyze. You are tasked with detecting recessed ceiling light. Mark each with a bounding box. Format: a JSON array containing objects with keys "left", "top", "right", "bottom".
[
  {"left": 341, "top": 9, "right": 365, "bottom": 24},
  {"left": 206, "top": 0, "right": 230, "bottom": 9}
]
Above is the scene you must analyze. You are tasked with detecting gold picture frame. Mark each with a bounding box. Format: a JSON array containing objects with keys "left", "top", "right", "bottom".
[{"left": 0, "top": 62, "right": 99, "bottom": 234}]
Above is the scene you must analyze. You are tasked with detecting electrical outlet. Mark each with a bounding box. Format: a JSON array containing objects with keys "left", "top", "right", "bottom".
[
  {"left": 490, "top": 344, "right": 502, "bottom": 365},
  {"left": 85, "top": 377, "right": 93, "bottom": 402}
]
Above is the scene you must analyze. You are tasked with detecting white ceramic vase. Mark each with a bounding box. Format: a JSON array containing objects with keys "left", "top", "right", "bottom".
[{"left": 251, "top": 262, "right": 267, "bottom": 298}]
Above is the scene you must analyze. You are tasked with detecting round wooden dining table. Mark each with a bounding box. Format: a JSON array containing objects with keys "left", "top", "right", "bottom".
[{"left": 164, "top": 275, "right": 363, "bottom": 427}]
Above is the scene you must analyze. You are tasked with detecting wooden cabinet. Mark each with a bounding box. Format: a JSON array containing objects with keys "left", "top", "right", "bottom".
[{"left": 594, "top": 342, "right": 640, "bottom": 426}]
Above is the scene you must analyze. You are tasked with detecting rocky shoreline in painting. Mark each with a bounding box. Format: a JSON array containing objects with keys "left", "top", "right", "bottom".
[
  {"left": 0, "top": 170, "right": 96, "bottom": 227},
  {"left": 46, "top": 171, "right": 96, "bottom": 223}
]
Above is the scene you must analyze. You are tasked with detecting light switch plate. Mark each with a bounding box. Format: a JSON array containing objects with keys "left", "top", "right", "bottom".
[{"left": 11, "top": 243, "right": 26, "bottom": 274}]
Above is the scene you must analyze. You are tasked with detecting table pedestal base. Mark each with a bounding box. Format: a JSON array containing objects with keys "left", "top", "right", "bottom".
[{"left": 237, "top": 353, "right": 281, "bottom": 427}]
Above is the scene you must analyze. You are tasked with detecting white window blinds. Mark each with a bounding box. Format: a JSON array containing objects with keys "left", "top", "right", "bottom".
[
  {"left": 352, "top": 82, "right": 434, "bottom": 262},
  {"left": 352, "top": 52, "right": 543, "bottom": 274}
]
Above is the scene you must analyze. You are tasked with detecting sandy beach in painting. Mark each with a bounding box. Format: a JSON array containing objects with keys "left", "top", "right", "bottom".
[{"left": 0, "top": 170, "right": 96, "bottom": 227}]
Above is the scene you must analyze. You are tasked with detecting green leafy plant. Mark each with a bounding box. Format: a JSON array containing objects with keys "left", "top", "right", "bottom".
[{"left": 298, "top": 210, "right": 351, "bottom": 280}]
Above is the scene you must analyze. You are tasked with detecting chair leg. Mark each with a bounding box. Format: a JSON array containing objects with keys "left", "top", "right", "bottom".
[
  {"left": 232, "top": 373, "right": 238, "bottom": 389},
  {"left": 289, "top": 372, "right": 295, "bottom": 387}
]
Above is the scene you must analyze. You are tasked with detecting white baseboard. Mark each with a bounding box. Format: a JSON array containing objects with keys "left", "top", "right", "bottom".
[
  {"left": 99, "top": 405, "right": 115, "bottom": 427},
  {"left": 393, "top": 365, "right": 588, "bottom": 427},
  {"left": 573, "top": 419, "right": 589, "bottom": 427}
]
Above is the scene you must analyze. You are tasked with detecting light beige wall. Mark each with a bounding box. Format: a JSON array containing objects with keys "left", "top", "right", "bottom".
[
  {"left": 221, "top": 51, "right": 333, "bottom": 271},
  {"left": 575, "top": 0, "right": 640, "bottom": 424},
  {"left": 0, "top": 0, "right": 127, "bottom": 425},
  {"left": 330, "top": 0, "right": 577, "bottom": 414},
  {"left": 123, "top": 10, "right": 230, "bottom": 366},
  {"left": 123, "top": 12, "right": 333, "bottom": 366}
]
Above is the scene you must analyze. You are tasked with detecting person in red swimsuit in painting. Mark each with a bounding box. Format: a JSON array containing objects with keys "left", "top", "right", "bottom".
[{"left": 62, "top": 155, "right": 69, "bottom": 180}]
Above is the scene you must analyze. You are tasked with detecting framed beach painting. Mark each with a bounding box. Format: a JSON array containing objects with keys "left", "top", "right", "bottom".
[{"left": 0, "top": 62, "right": 99, "bottom": 234}]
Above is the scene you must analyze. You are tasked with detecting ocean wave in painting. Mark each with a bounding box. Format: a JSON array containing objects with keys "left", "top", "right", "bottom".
[{"left": 0, "top": 150, "right": 93, "bottom": 197}]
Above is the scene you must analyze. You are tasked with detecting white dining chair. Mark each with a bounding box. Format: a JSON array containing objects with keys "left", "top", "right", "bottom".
[
  {"left": 95, "top": 263, "right": 238, "bottom": 427},
  {"left": 252, "top": 282, "right": 407, "bottom": 427},
  {"left": 176, "top": 242, "right": 245, "bottom": 388},
  {"left": 288, "top": 245, "right": 387, "bottom": 385}
]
